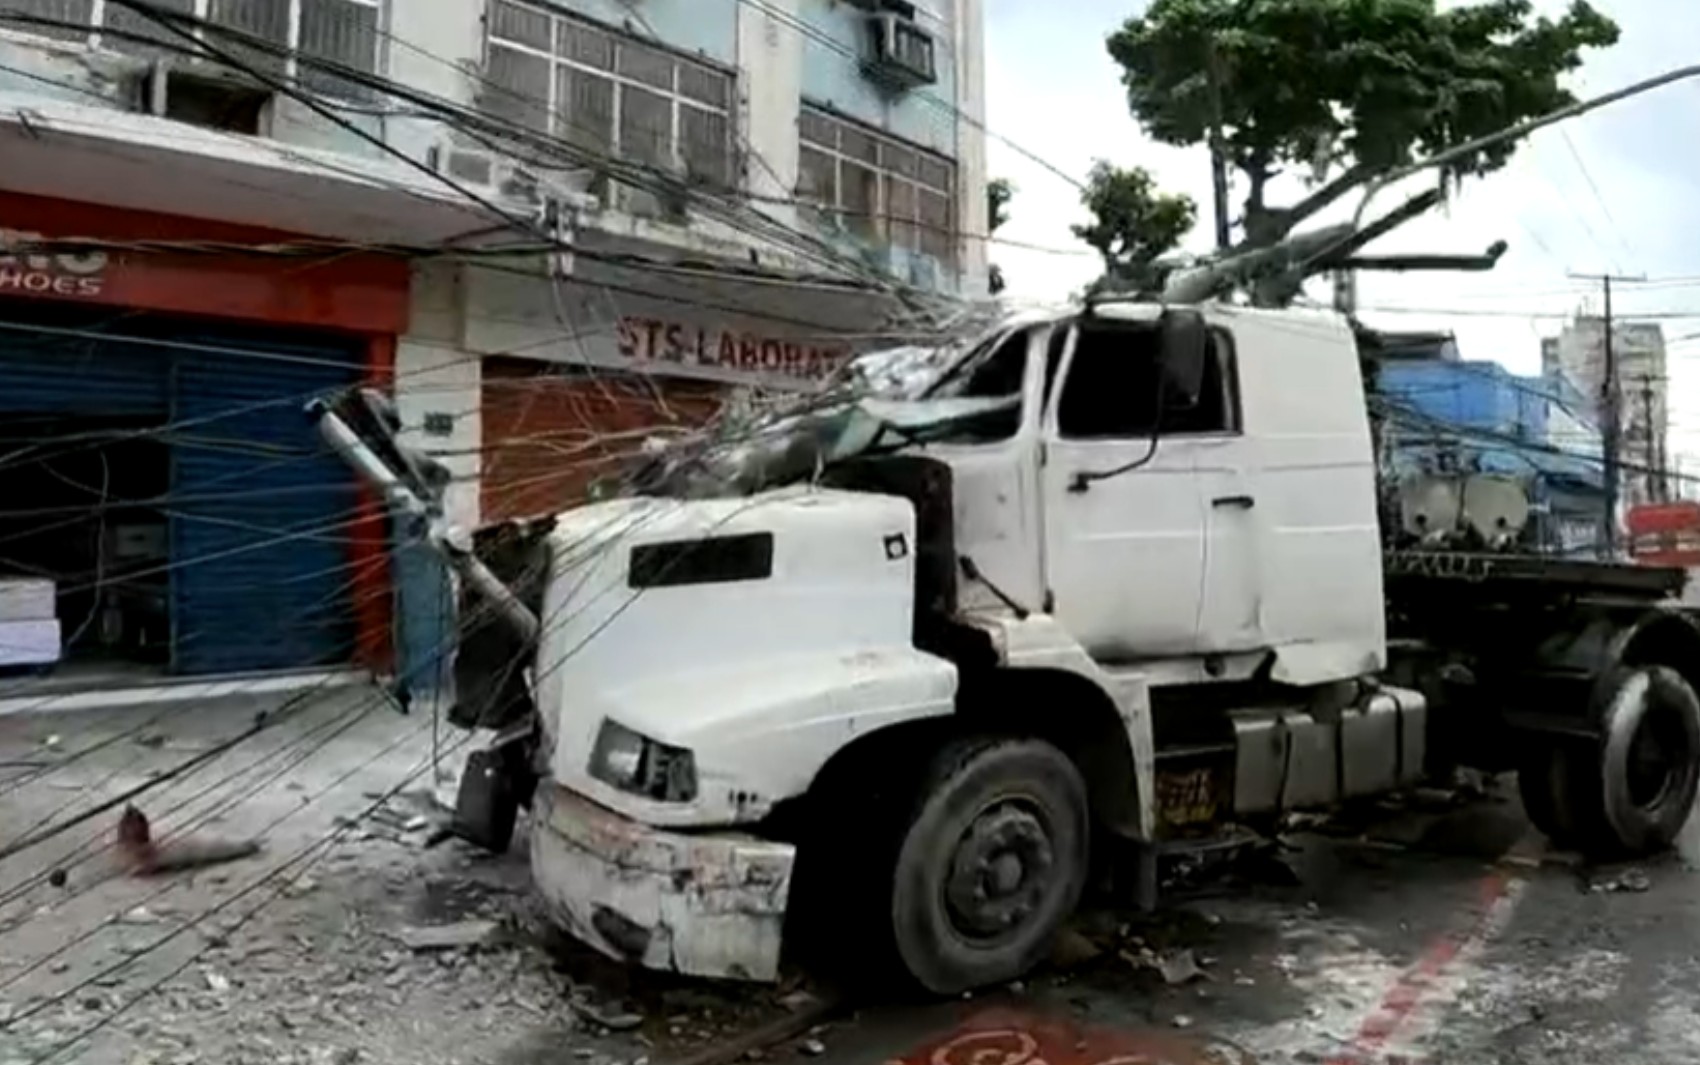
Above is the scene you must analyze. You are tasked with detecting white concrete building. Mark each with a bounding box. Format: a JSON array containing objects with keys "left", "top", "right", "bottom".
[
  {"left": 0, "top": 0, "right": 987, "bottom": 689},
  {"left": 1545, "top": 317, "right": 1670, "bottom": 507}
]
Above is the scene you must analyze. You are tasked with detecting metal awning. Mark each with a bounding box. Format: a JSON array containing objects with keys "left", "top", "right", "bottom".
[{"left": 0, "top": 92, "right": 508, "bottom": 245}]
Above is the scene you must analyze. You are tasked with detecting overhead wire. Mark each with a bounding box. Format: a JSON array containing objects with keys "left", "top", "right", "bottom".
[
  {"left": 6, "top": 481, "right": 793, "bottom": 1058},
  {"left": 0, "top": 364, "right": 843, "bottom": 884},
  {"left": 1556, "top": 125, "right": 1637, "bottom": 267},
  {"left": 0, "top": 6, "right": 897, "bottom": 298},
  {"left": 0, "top": 0, "right": 1006, "bottom": 854}
]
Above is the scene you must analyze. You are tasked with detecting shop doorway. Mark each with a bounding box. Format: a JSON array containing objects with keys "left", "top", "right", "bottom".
[{"left": 0, "top": 415, "right": 172, "bottom": 684}]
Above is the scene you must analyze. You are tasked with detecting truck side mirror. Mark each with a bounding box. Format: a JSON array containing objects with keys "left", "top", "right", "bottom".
[{"left": 1158, "top": 308, "right": 1208, "bottom": 408}]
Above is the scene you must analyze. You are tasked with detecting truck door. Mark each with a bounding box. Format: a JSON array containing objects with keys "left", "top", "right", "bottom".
[
  {"left": 1040, "top": 315, "right": 1209, "bottom": 660},
  {"left": 1186, "top": 326, "right": 1262, "bottom": 651}
]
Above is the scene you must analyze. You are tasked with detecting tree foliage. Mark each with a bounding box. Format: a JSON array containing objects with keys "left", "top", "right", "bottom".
[
  {"left": 987, "top": 178, "right": 1014, "bottom": 294},
  {"left": 1106, "top": 0, "right": 1619, "bottom": 244},
  {"left": 1071, "top": 161, "right": 1197, "bottom": 293}
]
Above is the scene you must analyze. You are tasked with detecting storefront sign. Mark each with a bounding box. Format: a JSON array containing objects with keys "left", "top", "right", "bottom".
[
  {"left": 0, "top": 228, "right": 108, "bottom": 298},
  {"left": 0, "top": 192, "right": 410, "bottom": 335},
  {"left": 615, "top": 316, "right": 852, "bottom": 385}
]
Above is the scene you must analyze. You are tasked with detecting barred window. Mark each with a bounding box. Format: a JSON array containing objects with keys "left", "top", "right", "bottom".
[
  {"left": 797, "top": 104, "right": 956, "bottom": 267},
  {"left": 485, "top": 1, "right": 736, "bottom": 188},
  {"left": 0, "top": 0, "right": 380, "bottom": 96}
]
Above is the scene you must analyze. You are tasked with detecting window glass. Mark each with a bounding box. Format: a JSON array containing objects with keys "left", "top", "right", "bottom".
[{"left": 1057, "top": 324, "right": 1237, "bottom": 438}]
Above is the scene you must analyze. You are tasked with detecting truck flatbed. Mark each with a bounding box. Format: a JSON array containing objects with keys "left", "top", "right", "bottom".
[{"left": 1383, "top": 549, "right": 1688, "bottom": 602}]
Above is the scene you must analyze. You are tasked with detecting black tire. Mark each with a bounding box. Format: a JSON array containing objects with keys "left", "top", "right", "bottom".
[
  {"left": 888, "top": 737, "right": 1090, "bottom": 996},
  {"left": 1554, "top": 665, "right": 1700, "bottom": 857}
]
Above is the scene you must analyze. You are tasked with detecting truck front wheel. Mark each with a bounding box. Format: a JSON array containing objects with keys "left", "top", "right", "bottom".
[
  {"left": 889, "top": 737, "right": 1090, "bottom": 995},
  {"left": 1527, "top": 666, "right": 1700, "bottom": 857}
]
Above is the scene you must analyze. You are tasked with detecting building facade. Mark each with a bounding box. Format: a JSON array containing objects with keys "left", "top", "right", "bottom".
[
  {"left": 1544, "top": 317, "right": 1670, "bottom": 507},
  {"left": 1375, "top": 355, "right": 1607, "bottom": 557},
  {"left": 0, "top": 0, "right": 987, "bottom": 691}
]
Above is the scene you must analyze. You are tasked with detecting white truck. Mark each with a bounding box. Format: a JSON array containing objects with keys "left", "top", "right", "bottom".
[{"left": 312, "top": 297, "right": 1700, "bottom": 996}]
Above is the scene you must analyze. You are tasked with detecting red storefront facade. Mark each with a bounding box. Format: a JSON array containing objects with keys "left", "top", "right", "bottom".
[{"left": 0, "top": 190, "right": 412, "bottom": 677}]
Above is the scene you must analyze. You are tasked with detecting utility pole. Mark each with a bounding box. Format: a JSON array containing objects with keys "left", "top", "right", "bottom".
[
  {"left": 1569, "top": 270, "right": 1647, "bottom": 556},
  {"left": 1641, "top": 374, "right": 1659, "bottom": 503}
]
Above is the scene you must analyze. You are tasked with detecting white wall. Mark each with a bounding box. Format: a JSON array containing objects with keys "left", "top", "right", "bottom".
[
  {"left": 737, "top": 0, "right": 802, "bottom": 235},
  {"left": 952, "top": 0, "right": 988, "bottom": 295},
  {"left": 398, "top": 261, "right": 482, "bottom": 531}
]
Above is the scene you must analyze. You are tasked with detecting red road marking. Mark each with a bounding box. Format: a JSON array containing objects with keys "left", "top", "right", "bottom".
[
  {"left": 890, "top": 1007, "right": 1255, "bottom": 1065},
  {"left": 1324, "top": 869, "right": 1519, "bottom": 1064}
]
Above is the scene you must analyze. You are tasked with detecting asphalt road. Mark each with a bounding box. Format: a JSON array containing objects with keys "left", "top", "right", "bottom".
[
  {"left": 8, "top": 696, "right": 1699, "bottom": 1065},
  {"left": 796, "top": 784, "right": 1700, "bottom": 1065}
]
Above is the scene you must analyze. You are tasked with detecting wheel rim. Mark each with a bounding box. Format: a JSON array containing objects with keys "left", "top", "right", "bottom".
[
  {"left": 1627, "top": 698, "right": 1687, "bottom": 811},
  {"left": 943, "top": 801, "right": 1056, "bottom": 943}
]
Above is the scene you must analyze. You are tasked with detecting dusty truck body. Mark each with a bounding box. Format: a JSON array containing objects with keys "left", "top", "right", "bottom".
[{"left": 312, "top": 297, "right": 1700, "bottom": 995}]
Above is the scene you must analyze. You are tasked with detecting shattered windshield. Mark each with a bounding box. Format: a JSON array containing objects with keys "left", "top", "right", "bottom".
[{"left": 624, "top": 318, "right": 1038, "bottom": 499}]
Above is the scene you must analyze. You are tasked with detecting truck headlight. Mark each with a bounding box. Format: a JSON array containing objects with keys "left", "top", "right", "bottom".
[{"left": 588, "top": 719, "right": 698, "bottom": 803}]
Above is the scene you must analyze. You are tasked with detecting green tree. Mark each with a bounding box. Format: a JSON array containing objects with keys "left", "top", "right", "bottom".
[
  {"left": 987, "top": 177, "right": 1014, "bottom": 294},
  {"left": 1071, "top": 161, "right": 1198, "bottom": 294},
  {"left": 1106, "top": 0, "right": 1619, "bottom": 248}
]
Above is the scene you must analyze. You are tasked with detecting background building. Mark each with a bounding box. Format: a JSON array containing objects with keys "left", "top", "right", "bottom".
[
  {"left": 0, "top": 0, "right": 988, "bottom": 694},
  {"left": 1374, "top": 350, "right": 1606, "bottom": 557},
  {"left": 1544, "top": 316, "right": 1670, "bottom": 507}
]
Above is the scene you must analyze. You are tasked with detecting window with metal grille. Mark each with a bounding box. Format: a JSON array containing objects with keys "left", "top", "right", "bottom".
[
  {"left": 0, "top": 0, "right": 380, "bottom": 98},
  {"left": 484, "top": 0, "right": 736, "bottom": 188},
  {"left": 797, "top": 104, "right": 956, "bottom": 267}
]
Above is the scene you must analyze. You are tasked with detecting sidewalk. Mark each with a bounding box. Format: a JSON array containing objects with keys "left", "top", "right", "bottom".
[
  {"left": 0, "top": 684, "right": 569, "bottom": 1065},
  {"left": 0, "top": 685, "right": 806, "bottom": 1065}
]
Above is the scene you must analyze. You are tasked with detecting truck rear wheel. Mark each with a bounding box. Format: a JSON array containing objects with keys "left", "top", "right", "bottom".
[
  {"left": 889, "top": 737, "right": 1090, "bottom": 996},
  {"left": 1540, "top": 666, "right": 1700, "bottom": 857}
]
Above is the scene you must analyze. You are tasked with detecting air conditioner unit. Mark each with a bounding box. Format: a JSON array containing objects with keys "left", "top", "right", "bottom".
[
  {"left": 429, "top": 144, "right": 542, "bottom": 204},
  {"left": 432, "top": 143, "right": 595, "bottom": 209},
  {"left": 864, "top": 12, "right": 937, "bottom": 89}
]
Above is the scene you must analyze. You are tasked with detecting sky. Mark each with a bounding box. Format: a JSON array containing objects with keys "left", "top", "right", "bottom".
[{"left": 980, "top": 0, "right": 1700, "bottom": 482}]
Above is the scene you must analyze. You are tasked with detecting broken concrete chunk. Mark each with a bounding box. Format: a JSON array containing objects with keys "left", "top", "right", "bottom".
[
  {"left": 1156, "top": 949, "right": 1206, "bottom": 986},
  {"left": 1591, "top": 868, "right": 1651, "bottom": 894},
  {"left": 570, "top": 998, "right": 644, "bottom": 1031},
  {"left": 1047, "top": 927, "right": 1102, "bottom": 969},
  {"left": 396, "top": 920, "right": 499, "bottom": 952},
  {"left": 776, "top": 990, "right": 820, "bottom": 1013}
]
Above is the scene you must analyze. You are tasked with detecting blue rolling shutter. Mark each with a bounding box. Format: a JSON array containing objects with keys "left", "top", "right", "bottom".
[
  {"left": 168, "top": 334, "right": 364, "bottom": 676},
  {"left": 0, "top": 313, "right": 171, "bottom": 417}
]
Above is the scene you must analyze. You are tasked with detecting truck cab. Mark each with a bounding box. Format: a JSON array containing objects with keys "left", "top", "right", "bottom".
[
  {"left": 311, "top": 299, "right": 1436, "bottom": 997},
  {"left": 478, "top": 300, "right": 1433, "bottom": 994},
  {"left": 922, "top": 302, "right": 1385, "bottom": 684}
]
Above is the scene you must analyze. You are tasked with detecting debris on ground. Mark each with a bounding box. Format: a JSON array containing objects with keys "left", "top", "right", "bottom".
[
  {"left": 1157, "top": 949, "right": 1208, "bottom": 985},
  {"left": 396, "top": 919, "right": 500, "bottom": 952},
  {"left": 1048, "top": 926, "right": 1104, "bottom": 969},
  {"left": 1120, "top": 946, "right": 1208, "bottom": 985},
  {"left": 777, "top": 989, "right": 822, "bottom": 1012},
  {"left": 571, "top": 997, "right": 645, "bottom": 1031},
  {"left": 1589, "top": 868, "right": 1652, "bottom": 894}
]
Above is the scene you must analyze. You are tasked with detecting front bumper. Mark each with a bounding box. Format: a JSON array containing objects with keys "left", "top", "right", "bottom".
[{"left": 529, "top": 784, "right": 795, "bottom": 981}]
